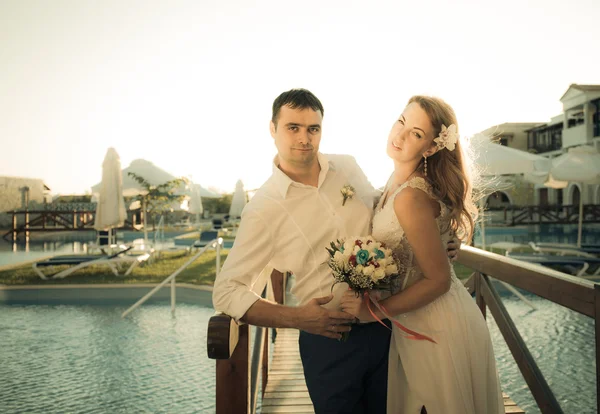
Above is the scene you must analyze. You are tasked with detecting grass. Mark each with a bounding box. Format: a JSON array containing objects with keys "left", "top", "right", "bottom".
[
  {"left": 453, "top": 263, "right": 474, "bottom": 280},
  {"left": 0, "top": 248, "right": 477, "bottom": 286},
  {"left": 0, "top": 250, "right": 229, "bottom": 286}
]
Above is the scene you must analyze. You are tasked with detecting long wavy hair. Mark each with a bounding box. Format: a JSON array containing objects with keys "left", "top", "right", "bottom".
[{"left": 409, "top": 95, "right": 478, "bottom": 242}]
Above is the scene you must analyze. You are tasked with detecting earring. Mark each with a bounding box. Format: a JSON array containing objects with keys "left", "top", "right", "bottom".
[{"left": 423, "top": 156, "right": 428, "bottom": 177}]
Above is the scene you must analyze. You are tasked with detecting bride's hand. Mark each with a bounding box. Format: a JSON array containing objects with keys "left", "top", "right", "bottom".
[
  {"left": 340, "top": 290, "right": 373, "bottom": 322},
  {"left": 446, "top": 232, "right": 461, "bottom": 262}
]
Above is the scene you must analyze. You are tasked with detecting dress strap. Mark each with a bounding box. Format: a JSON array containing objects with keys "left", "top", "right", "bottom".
[{"left": 399, "top": 177, "right": 434, "bottom": 197}]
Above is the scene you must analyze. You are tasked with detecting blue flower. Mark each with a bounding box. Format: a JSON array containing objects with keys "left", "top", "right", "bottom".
[
  {"left": 356, "top": 249, "right": 370, "bottom": 265},
  {"left": 374, "top": 248, "right": 385, "bottom": 259}
]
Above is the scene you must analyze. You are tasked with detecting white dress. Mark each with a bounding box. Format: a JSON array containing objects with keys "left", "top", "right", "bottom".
[{"left": 372, "top": 177, "right": 504, "bottom": 414}]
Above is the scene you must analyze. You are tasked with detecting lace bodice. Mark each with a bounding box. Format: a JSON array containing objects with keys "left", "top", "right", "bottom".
[{"left": 372, "top": 177, "right": 458, "bottom": 291}]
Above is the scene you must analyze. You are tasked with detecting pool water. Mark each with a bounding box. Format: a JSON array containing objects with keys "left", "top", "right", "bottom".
[
  {"left": 0, "top": 288, "right": 596, "bottom": 414},
  {"left": 0, "top": 304, "right": 217, "bottom": 413}
]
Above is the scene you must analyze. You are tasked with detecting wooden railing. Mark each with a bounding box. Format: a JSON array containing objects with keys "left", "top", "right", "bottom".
[
  {"left": 459, "top": 246, "right": 598, "bottom": 414},
  {"left": 207, "top": 247, "right": 599, "bottom": 414},
  {"left": 486, "top": 204, "right": 600, "bottom": 226},
  {"left": 3, "top": 209, "right": 138, "bottom": 241},
  {"left": 207, "top": 269, "right": 286, "bottom": 414}
]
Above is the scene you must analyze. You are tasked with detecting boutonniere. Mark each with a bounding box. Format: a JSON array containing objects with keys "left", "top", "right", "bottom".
[{"left": 340, "top": 184, "right": 355, "bottom": 206}]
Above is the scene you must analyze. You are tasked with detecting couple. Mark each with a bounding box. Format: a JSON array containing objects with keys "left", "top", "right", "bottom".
[{"left": 212, "top": 89, "right": 503, "bottom": 413}]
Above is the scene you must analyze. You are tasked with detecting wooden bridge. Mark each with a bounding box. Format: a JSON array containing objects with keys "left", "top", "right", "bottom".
[{"left": 207, "top": 248, "right": 600, "bottom": 413}]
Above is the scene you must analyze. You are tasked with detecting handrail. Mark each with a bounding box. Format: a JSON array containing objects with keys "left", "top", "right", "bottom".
[
  {"left": 458, "top": 245, "right": 595, "bottom": 316},
  {"left": 456, "top": 245, "right": 598, "bottom": 414},
  {"left": 121, "top": 238, "right": 222, "bottom": 318}
]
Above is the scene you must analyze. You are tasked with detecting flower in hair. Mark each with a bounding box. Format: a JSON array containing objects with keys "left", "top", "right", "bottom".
[{"left": 434, "top": 124, "right": 459, "bottom": 151}]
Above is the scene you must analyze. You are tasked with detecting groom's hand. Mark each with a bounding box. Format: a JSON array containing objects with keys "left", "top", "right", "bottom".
[
  {"left": 446, "top": 234, "right": 461, "bottom": 262},
  {"left": 296, "top": 294, "right": 355, "bottom": 340}
]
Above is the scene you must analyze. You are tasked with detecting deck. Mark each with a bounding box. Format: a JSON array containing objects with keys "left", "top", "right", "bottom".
[{"left": 262, "top": 328, "right": 525, "bottom": 414}]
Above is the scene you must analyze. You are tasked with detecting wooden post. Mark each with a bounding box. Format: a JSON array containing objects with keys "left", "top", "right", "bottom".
[
  {"left": 12, "top": 212, "right": 17, "bottom": 241},
  {"left": 215, "top": 324, "right": 250, "bottom": 414},
  {"left": 271, "top": 270, "right": 286, "bottom": 305},
  {"left": 73, "top": 210, "right": 77, "bottom": 229},
  {"left": 594, "top": 284, "right": 600, "bottom": 413},
  {"left": 261, "top": 328, "right": 269, "bottom": 398},
  {"left": 25, "top": 210, "right": 30, "bottom": 242},
  {"left": 474, "top": 272, "right": 486, "bottom": 319}
]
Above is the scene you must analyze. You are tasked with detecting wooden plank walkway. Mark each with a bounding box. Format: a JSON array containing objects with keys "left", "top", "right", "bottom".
[{"left": 262, "top": 328, "right": 525, "bottom": 414}]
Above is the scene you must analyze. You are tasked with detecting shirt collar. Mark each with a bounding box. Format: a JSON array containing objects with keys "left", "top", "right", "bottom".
[{"left": 272, "top": 152, "right": 334, "bottom": 199}]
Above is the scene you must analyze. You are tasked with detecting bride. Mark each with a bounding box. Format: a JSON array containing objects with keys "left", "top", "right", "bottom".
[{"left": 341, "top": 96, "right": 504, "bottom": 413}]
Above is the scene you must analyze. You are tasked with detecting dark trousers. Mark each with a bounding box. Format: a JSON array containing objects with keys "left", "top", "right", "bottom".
[{"left": 299, "top": 320, "right": 392, "bottom": 414}]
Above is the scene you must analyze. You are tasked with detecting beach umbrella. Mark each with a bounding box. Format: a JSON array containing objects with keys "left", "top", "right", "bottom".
[
  {"left": 229, "top": 180, "right": 247, "bottom": 219},
  {"left": 189, "top": 184, "right": 204, "bottom": 225},
  {"left": 544, "top": 146, "right": 600, "bottom": 247},
  {"left": 471, "top": 135, "right": 552, "bottom": 249},
  {"left": 472, "top": 135, "right": 552, "bottom": 176},
  {"left": 94, "top": 148, "right": 127, "bottom": 244}
]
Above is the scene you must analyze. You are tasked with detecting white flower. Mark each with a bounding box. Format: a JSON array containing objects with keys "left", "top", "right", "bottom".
[
  {"left": 342, "top": 240, "right": 354, "bottom": 256},
  {"left": 362, "top": 265, "right": 375, "bottom": 276},
  {"left": 434, "top": 124, "right": 459, "bottom": 151},
  {"left": 385, "top": 264, "right": 398, "bottom": 275},
  {"left": 355, "top": 264, "right": 364, "bottom": 273},
  {"left": 333, "top": 251, "right": 345, "bottom": 267},
  {"left": 372, "top": 268, "right": 386, "bottom": 282}
]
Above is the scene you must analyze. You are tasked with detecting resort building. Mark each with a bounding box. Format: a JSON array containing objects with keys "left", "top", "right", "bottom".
[
  {"left": 478, "top": 84, "right": 600, "bottom": 208},
  {"left": 0, "top": 176, "right": 51, "bottom": 229}
]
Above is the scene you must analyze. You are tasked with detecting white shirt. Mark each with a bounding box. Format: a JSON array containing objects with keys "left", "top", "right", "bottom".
[{"left": 212, "top": 153, "right": 378, "bottom": 321}]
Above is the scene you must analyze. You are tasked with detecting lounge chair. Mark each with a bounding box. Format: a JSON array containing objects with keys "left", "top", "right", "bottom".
[
  {"left": 32, "top": 246, "right": 150, "bottom": 280},
  {"left": 533, "top": 242, "right": 600, "bottom": 256},
  {"left": 211, "top": 219, "right": 224, "bottom": 231},
  {"left": 507, "top": 252, "right": 600, "bottom": 277},
  {"left": 192, "top": 231, "right": 219, "bottom": 249},
  {"left": 528, "top": 242, "right": 596, "bottom": 258}
]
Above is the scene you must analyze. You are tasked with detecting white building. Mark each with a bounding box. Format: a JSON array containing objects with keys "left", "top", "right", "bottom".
[{"left": 479, "top": 84, "right": 600, "bottom": 207}]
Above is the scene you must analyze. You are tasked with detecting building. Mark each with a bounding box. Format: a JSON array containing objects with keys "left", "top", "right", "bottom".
[
  {"left": 0, "top": 176, "right": 51, "bottom": 228},
  {"left": 478, "top": 122, "right": 542, "bottom": 152},
  {"left": 478, "top": 84, "right": 600, "bottom": 208}
]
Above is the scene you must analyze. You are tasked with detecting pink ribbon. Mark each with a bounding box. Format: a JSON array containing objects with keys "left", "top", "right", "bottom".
[{"left": 365, "top": 291, "right": 437, "bottom": 344}]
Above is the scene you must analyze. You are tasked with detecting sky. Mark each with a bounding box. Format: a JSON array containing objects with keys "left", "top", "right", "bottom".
[{"left": 1, "top": 0, "right": 599, "bottom": 195}]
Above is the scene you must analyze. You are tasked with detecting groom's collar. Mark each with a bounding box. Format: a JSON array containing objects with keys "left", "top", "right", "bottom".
[{"left": 272, "top": 152, "right": 334, "bottom": 199}]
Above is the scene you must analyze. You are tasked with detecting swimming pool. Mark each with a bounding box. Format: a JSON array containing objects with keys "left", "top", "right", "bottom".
[
  {"left": 0, "top": 304, "right": 217, "bottom": 413},
  {"left": 0, "top": 286, "right": 595, "bottom": 414}
]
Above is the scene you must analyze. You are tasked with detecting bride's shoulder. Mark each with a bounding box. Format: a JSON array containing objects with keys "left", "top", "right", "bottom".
[{"left": 392, "top": 179, "right": 440, "bottom": 222}]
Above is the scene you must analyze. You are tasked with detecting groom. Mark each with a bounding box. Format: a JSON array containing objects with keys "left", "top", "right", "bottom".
[{"left": 212, "top": 88, "right": 459, "bottom": 413}]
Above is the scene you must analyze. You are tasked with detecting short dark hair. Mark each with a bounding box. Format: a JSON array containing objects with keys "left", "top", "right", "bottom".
[{"left": 271, "top": 88, "right": 324, "bottom": 126}]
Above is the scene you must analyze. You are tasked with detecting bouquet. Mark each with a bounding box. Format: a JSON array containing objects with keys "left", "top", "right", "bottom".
[
  {"left": 326, "top": 236, "right": 436, "bottom": 343},
  {"left": 326, "top": 236, "right": 399, "bottom": 294}
]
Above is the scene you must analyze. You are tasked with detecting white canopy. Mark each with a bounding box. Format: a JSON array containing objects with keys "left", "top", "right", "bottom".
[
  {"left": 471, "top": 134, "right": 551, "bottom": 176},
  {"left": 551, "top": 145, "right": 600, "bottom": 184}
]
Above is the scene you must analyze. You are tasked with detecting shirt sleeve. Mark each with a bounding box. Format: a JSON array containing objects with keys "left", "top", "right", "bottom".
[{"left": 212, "top": 210, "right": 275, "bottom": 321}]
